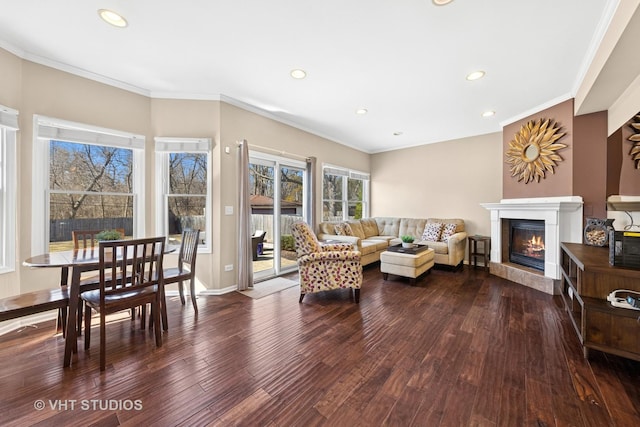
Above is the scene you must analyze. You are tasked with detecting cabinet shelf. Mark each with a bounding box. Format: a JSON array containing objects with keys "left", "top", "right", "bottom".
[
  {"left": 559, "top": 242, "right": 640, "bottom": 361},
  {"left": 606, "top": 201, "right": 640, "bottom": 212}
]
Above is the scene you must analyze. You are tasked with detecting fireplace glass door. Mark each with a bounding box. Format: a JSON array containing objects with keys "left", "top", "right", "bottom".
[{"left": 509, "top": 219, "right": 545, "bottom": 271}]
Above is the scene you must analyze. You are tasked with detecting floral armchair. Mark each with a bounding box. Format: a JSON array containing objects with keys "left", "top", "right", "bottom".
[{"left": 291, "top": 222, "right": 363, "bottom": 303}]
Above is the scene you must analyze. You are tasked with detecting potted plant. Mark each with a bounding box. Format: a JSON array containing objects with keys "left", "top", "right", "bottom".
[
  {"left": 96, "top": 229, "right": 123, "bottom": 241},
  {"left": 401, "top": 235, "right": 415, "bottom": 248}
]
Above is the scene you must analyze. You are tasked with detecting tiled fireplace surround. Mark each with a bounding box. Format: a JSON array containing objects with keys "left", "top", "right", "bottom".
[{"left": 481, "top": 196, "right": 584, "bottom": 295}]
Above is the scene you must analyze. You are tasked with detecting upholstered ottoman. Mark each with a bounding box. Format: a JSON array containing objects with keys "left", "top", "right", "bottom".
[{"left": 380, "top": 247, "right": 435, "bottom": 285}]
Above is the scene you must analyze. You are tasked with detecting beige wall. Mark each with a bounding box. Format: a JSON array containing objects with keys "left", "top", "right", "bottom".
[
  {"left": 150, "top": 98, "right": 221, "bottom": 292},
  {"left": 370, "top": 132, "right": 503, "bottom": 241},
  {"left": 16, "top": 61, "right": 152, "bottom": 293},
  {"left": 0, "top": 48, "right": 371, "bottom": 297},
  {"left": 218, "top": 102, "right": 370, "bottom": 288},
  {"left": 0, "top": 48, "right": 22, "bottom": 295}
]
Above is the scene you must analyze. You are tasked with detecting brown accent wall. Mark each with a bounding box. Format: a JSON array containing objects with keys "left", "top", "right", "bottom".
[
  {"left": 503, "top": 99, "right": 575, "bottom": 199},
  {"left": 574, "top": 111, "right": 608, "bottom": 218},
  {"left": 607, "top": 128, "right": 623, "bottom": 197}
]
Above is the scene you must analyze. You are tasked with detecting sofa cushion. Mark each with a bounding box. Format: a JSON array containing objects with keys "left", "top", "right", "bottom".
[
  {"left": 347, "top": 220, "right": 366, "bottom": 239},
  {"left": 440, "top": 223, "right": 458, "bottom": 241},
  {"left": 359, "top": 240, "right": 380, "bottom": 255},
  {"left": 363, "top": 238, "right": 389, "bottom": 252},
  {"left": 424, "top": 240, "right": 449, "bottom": 255},
  {"left": 360, "top": 218, "right": 379, "bottom": 238},
  {"left": 422, "top": 222, "right": 444, "bottom": 241},
  {"left": 399, "top": 218, "right": 428, "bottom": 242},
  {"left": 375, "top": 218, "right": 400, "bottom": 237}
]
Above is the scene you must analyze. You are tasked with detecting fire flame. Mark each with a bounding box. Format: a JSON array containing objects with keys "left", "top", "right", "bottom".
[{"left": 529, "top": 235, "right": 545, "bottom": 250}]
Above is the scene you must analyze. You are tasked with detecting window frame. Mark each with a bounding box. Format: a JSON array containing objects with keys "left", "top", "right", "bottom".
[
  {"left": 32, "top": 115, "right": 145, "bottom": 255},
  {"left": 154, "top": 137, "right": 212, "bottom": 253},
  {"left": 322, "top": 164, "right": 370, "bottom": 221},
  {"left": 0, "top": 105, "right": 18, "bottom": 274}
]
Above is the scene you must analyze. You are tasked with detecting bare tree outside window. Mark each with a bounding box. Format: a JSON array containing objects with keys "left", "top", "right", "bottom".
[
  {"left": 167, "top": 152, "right": 207, "bottom": 239},
  {"left": 49, "top": 140, "right": 133, "bottom": 249}
]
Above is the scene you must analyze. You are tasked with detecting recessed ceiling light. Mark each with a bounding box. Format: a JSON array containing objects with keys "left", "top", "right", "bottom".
[
  {"left": 466, "top": 70, "right": 485, "bottom": 81},
  {"left": 482, "top": 110, "right": 495, "bottom": 117},
  {"left": 433, "top": 0, "right": 454, "bottom": 5},
  {"left": 356, "top": 108, "right": 368, "bottom": 115},
  {"left": 98, "top": 9, "right": 128, "bottom": 28},
  {"left": 290, "top": 69, "right": 307, "bottom": 79}
]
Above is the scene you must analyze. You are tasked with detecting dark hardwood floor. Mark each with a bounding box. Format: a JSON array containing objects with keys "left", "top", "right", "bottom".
[{"left": 1, "top": 265, "right": 639, "bottom": 426}]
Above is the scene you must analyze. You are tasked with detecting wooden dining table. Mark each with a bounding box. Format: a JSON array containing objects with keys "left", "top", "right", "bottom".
[{"left": 23, "top": 245, "right": 175, "bottom": 368}]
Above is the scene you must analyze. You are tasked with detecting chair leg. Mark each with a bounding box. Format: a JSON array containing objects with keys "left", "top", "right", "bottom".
[
  {"left": 141, "top": 304, "right": 147, "bottom": 330},
  {"left": 354, "top": 289, "right": 360, "bottom": 304},
  {"left": 189, "top": 279, "right": 198, "bottom": 311},
  {"left": 299, "top": 293, "right": 305, "bottom": 303},
  {"left": 57, "top": 307, "right": 67, "bottom": 337},
  {"left": 100, "top": 312, "right": 106, "bottom": 371},
  {"left": 84, "top": 305, "right": 92, "bottom": 350},
  {"left": 153, "top": 301, "right": 162, "bottom": 348},
  {"left": 160, "top": 286, "right": 168, "bottom": 331},
  {"left": 178, "top": 279, "right": 185, "bottom": 305},
  {"left": 77, "top": 301, "right": 83, "bottom": 336}
]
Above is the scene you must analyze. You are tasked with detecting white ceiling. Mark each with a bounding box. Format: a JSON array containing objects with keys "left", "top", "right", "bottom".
[{"left": 0, "top": 0, "right": 622, "bottom": 153}]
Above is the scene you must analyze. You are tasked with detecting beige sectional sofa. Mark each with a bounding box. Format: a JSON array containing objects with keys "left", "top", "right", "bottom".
[{"left": 317, "top": 217, "right": 467, "bottom": 269}]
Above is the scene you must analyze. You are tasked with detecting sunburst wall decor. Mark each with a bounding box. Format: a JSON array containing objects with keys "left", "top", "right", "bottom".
[
  {"left": 506, "top": 118, "right": 567, "bottom": 184},
  {"left": 628, "top": 113, "right": 640, "bottom": 169}
]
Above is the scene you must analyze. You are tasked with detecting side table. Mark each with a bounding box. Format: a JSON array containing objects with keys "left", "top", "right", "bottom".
[{"left": 468, "top": 235, "right": 491, "bottom": 272}]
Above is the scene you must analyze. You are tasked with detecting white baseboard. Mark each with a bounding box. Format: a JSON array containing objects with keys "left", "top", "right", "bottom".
[{"left": 0, "top": 310, "right": 58, "bottom": 336}]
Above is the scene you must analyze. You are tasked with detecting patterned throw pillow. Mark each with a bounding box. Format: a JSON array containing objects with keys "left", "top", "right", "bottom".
[
  {"left": 342, "top": 223, "right": 354, "bottom": 236},
  {"left": 440, "top": 223, "right": 458, "bottom": 241},
  {"left": 334, "top": 223, "right": 353, "bottom": 236},
  {"left": 421, "top": 222, "right": 444, "bottom": 241}
]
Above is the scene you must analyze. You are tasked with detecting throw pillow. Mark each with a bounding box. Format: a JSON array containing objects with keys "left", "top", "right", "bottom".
[
  {"left": 421, "top": 222, "right": 443, "bottom": 242},
  {"left": 342, "top": 223, "right": 354, "bottom": 236},
  {"left": 440, "top": 223, "right": 458, "bottom": 241},
  {"left": 334, "top": 222, "right": 353, "bottom": 236}
]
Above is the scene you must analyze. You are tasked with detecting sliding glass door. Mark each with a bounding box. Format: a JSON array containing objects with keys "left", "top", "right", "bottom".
[{"left": 249, "top": 152, "right": 307, "bottom": 281}]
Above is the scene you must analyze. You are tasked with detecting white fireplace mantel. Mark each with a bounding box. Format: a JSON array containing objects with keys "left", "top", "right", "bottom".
[{"left": 481, "top": 196, "right": 583, "bottom": 282}]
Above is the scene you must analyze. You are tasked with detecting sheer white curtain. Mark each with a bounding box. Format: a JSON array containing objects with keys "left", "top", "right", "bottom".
[
  {"left": 237, "top": 140, "right": 253, "bottom": 290},
  {"left": 306, "top": 156, "right": 317, "bottom": 231}
]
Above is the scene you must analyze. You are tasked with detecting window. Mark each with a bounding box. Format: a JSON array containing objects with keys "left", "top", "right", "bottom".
[
  {"left": 155, "top": 138, "right": 211, "bottom": 252},
  {"left": 322, "top": 165, "right": 369, "bottom": 221},
  {"left": 32, "top": 116, "right": 145, "bottom": 253},
  {"left": 0, "top": 105, "right": 18, "bottom": 273}
]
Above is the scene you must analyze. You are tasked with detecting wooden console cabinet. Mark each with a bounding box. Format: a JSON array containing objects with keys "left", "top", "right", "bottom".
[{"left": 560, "top": 242, "right": 640, "bottom": 361}]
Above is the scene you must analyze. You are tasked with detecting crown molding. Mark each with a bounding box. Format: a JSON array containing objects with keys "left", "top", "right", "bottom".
[{"left": 499, "top": 93, "right": 573, "bottom": 128}]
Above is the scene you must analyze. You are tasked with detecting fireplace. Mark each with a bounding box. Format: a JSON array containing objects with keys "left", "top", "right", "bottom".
[
  {"left": 509, "top": 219, "right": 545, "bottom": 271},
  {"left": 481, "top": 196, "right": 584, "bottom": 295}
]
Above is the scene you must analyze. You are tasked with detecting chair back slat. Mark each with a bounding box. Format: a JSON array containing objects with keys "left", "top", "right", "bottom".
[
  {"left": 98, "top": 237, "right": 165, "bottom": 308},
  {"left": 178, "top": 229, "right": 200, "bottom": 273},
  {"left": 73, "top": 229, "right": 125, "bottom": 249}
]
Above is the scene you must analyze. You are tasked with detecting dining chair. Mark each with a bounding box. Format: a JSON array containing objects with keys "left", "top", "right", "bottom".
[
  {"left": 72, "top": 228, "right": 125, "bottom": 250},
  {"left": 162, "top": 229, "right": 200, "bottom": 314},
  {"left": 81, "top": 237, "right": 165, "bottom": 371},
  {"left": 72, "top": 228, "right": 126, "bottom": 335}
]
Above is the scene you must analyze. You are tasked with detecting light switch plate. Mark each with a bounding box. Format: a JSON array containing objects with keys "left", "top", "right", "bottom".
[{"left": 225, "top": 206, "right": 233, "bottom": 215}]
